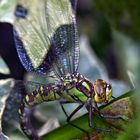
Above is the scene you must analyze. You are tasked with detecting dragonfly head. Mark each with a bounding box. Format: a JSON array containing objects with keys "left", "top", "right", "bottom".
[{"left": 93, "top": 79, "right": 112, "bottom": 104}]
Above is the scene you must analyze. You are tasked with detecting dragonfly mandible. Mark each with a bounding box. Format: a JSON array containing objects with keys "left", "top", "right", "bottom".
[{"left": 13, "top": 0, "right": 121, "bottom": 140}]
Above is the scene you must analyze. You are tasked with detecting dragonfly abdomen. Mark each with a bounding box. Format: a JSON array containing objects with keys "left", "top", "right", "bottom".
[{"left": 18, "top": 84, "right": 61, "bottom": 139}]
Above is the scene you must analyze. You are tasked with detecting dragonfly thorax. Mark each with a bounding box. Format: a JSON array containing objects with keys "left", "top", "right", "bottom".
[
  {"left": 63, "top": 73, "right": 112, "bottom": 104},
  {"left": 63, "top": 72, "right": 95, "bottom": 99},
  {"left": 63, "top": 72, "right": 86, "bottom": 87},
  {"left": 63, "top": 72, "right": 83, "bottom": 84}
]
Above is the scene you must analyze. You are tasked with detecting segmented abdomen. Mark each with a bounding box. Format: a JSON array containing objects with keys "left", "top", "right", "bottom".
[{"left": 18, "top": 84, "right": 61, "bottom": 140}]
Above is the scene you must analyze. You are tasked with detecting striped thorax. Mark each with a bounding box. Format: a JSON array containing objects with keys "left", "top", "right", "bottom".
[{"left": 63, "top": 72, "right": 112, "bottom": 104}]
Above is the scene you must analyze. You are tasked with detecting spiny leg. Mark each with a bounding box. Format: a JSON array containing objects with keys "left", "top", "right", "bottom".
[
  {"left": 85, "top": 101, "right": 112, "bottom": 135},
  {"left": 60, "top": 101, "right": 72, "bottom": 117},
  {"left": 86, "top": 101, "right": 106, "bottom": 133},
  {"left": 94, "top": 103, "right": 127, "bottom": 120},
  {"left": 86, "top": 100, "right": 93, "bottom": 128},
  {"left": 89, "top": 103, "right": 129, "bottom": 137},
  {"left": 60, "top": 101, "right": 91, "bottom": 139},
  {"left": 111, "top": 96, "right": 116, "bottom": 99},
  {"left": 66, "top": 104, "right": 84, "bottom": 122}
]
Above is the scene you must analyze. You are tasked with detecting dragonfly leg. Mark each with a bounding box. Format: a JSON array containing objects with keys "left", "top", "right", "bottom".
[
  {"left": 94, "top": 103, "right": 127, "bottom": 120},
  {"left": 60, "top": 102, "right": 91, "bottom": 139},
  {"left": 60, "top": 101, "right": 73, "bottom": 117},
  {"left": 85, "top": 102, "right": 112, "bottom": 134},
  {"left": 86, "top": 100, "right": 107, "bottom": 133},
  {"left": 111, "top": 95, "right": 116, "bottom": 99},
  {"left": 60, "top": 101, "right": 84, "bottom": 120},
  {"left": 66, "top": 104, "right": 84, "bottom": 122},
  {"left": 86, "top": 100, "right": 93, "bottom": 128}
]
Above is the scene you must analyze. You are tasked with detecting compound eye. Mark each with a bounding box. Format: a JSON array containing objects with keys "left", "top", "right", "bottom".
[
  {"left": 95, "top": 85, "right": 102, "bottom": 96},
  {"left": 105, "top": 84, "right": 112, "bottom": 101},
  {"left": 106, "top": 84, "right": 111, "bottom": 93}
]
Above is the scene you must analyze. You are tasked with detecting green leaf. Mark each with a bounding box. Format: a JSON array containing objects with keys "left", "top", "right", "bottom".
[
  {"left": 41, "top": 90, "right": 135, "bottom": 140},
  {"left": 94, "top": 0, "right": 140, "bottom": 40},
  {"left": 112, "top": 30, "right": 139, "bottom": 84}
]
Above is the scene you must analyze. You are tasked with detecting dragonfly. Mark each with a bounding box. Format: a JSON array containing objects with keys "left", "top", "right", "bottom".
[{"left": 13, "top": 0, "right": 122, "bottom": 140}]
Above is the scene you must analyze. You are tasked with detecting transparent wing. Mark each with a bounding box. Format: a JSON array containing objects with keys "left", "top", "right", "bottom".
[
  {"left": 45, "top": 0, "right": 79, "bottom": 77},
  {"left": 14, "top": 0, "right": 51, "bottom": 71},
  {"left": 13, "top": 0, "right": 79, "bottom": 77},
  {"left": 13, "top": 29, "right": 52, "bottom": 74},
  {"left": 48, "top": 23, "right": 79, "bottom": 77}
]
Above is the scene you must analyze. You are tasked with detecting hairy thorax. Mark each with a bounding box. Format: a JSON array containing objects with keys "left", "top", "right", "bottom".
[
  {"left": 62, "top": 72, "right": 112, "bottom": 104},
  {"left": 61, "top": 72, "right": 94, "bottom": 102}
]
